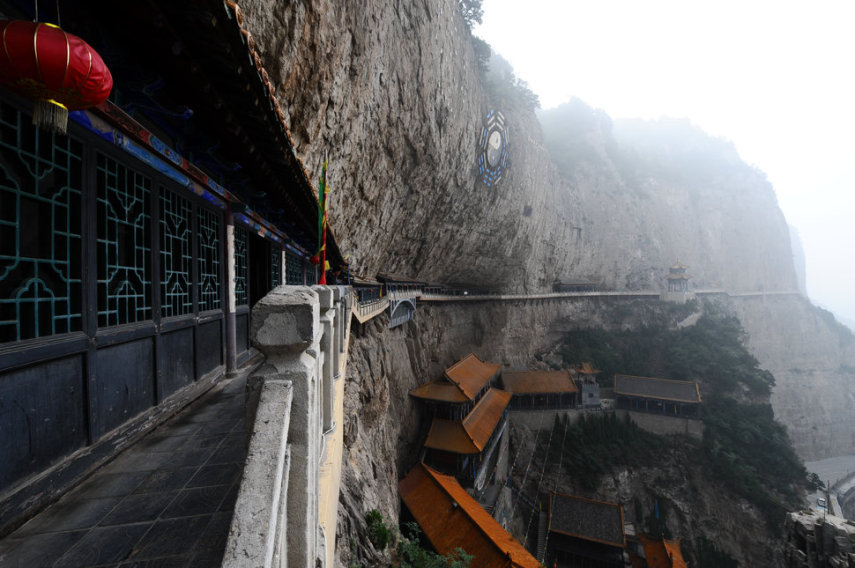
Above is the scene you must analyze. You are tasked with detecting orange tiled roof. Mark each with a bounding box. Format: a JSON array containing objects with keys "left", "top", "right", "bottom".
[
  {"left": 424, "top": 418, "right": 479, "bottom": 454},
  {"left": 464, "top": 389, "right": 512, "bottom": 449},
  {"left": 409, "top": 380, "right": 470, "bottom": 403},
  {"left": 444, "top": 353, "right": 501, "bottom": 400},
  {"left": 575, "top": 362, "right": 601, "bottom": 375},
  {"left": 399, "top": 463, "right": 541, "bottom": 568},
  {"left": 502, "top": 370, "right": 579, "bottom": 395},
  {"left": 424, "top": 388, "right": 511, "bottom": 454},
  {"left": 640, "top": 536, "right": 687, "bottom": 568}
]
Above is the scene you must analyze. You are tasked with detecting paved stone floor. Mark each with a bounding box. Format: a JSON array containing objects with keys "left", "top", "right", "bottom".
[{"left": 0, "top": 374, "right": 247, "bottom": 568}]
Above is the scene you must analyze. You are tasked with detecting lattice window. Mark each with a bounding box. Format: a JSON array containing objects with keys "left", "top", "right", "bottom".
[
  {"left": 270, "top": 243, "right": 282, "bottom": 288},
  {"left": 305, "top": 263, "right": 318, "bottom": 286},
  {"left": 197, "top": 207, "right": 221, "bottom": 311},
  {"left": 285, "top": 249, "right": 303, "bottom": 285},
  {"left": 159, "top": 189, "right": 193, "bottom": 317},
  {"left": 0, "top": 101, "right": 83, "bottom": 342},
  {"left": 96, "top": 154, "right": 152, "bottom": 327},
  {"left": 234, "top": 226, "right": 248, "bottom": 306}
]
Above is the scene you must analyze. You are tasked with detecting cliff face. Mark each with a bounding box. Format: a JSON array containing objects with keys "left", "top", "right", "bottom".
[
  {"left": 239, "top": 0, "right": 796, "bottom": 294},
  {"left": 338, "top": 299, "right": 789, "bottom": 566},
  {"left": 727, "top": 296, "right": 855, "bottom": 460},
  {"left": 237, "top": 0, "right": 564, "bottom": 290}
]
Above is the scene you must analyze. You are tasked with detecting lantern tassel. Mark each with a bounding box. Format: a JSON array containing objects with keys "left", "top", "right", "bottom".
[{"left": 33, "top": 99, "right": 69, "bottom": 135}]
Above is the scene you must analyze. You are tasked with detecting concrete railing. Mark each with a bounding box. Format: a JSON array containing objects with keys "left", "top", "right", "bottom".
[
  {"left": 352, "top": 295, "right": 390, "bottom": 323},
  {"left": 387, "top": 288, "right": 421, "bottom": 301},
  {"left": 223, "top": 285, "right": 349, "bottom": 568}
]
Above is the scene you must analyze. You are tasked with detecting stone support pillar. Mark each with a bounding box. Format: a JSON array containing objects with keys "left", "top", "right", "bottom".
[
  {"left": 224, "top": 207, "right": 237, "bottom": 373},
  {"left": 315, "top": 286, "right": 337, "bottom": 433}
]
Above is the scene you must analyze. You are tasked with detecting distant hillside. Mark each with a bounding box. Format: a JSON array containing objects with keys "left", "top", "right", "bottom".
[{"left": 537, "top": 99, "right": 798, "bottom": 292}]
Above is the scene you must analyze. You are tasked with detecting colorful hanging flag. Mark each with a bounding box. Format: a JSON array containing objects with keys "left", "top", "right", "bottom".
[{"left": 317, "top": 158, "right": 329, "bottom": 284}]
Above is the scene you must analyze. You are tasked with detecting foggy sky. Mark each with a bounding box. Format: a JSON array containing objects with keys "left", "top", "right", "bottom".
[{"left": 475, "top": 0, "right": 855, "bottom": 326}]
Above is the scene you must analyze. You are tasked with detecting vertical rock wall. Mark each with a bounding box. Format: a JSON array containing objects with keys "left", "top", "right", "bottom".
[
  {"left": 728, "top": 295, "right": 855, "bottom": 460},
  {"left": 239, "top": 0, "right": 797, "bottom": 294}
]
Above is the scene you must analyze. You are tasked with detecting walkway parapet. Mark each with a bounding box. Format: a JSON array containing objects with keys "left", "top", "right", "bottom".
[
  {"left": 352, "top": 295, "right": 390, "bottom": 323},
  {"left": 224, "top": 285, "right": 349, "bottom": 568}
]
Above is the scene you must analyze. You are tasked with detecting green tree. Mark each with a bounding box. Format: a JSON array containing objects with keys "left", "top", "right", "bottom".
[
  {"left": 458, "top": 0, "right": 483, "bottom": 31},
  {"left": 807, "top": 472, "right": 825, "bottom": 491},
  {"left": 365, "top": 509, "right": 390, "bottom": 551},
  {"left": 471, "top": 36, "right": 491, "bottom": 75}
]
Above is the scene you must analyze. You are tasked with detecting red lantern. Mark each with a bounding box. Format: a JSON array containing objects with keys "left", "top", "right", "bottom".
[
  {"left": 0, "top": 20, "right": 113, "bottom": 134},
  {"left": 309, "top": 254, "right": 320, "bottom": 265}
]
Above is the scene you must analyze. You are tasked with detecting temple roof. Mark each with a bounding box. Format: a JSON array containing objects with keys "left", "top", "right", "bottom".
[
  {"left": 549, "top": 492, "right": 625, "bottom": 548},
  {"left": 409, "top": 353, "right": 501, "bottom": 403},
  {"left": 614, "top": 375, "right": 702, "bottom": 404},
  {"left": 376, "top": 272, "right": 423, "bottom": 284},
  {"left": 350, "top": 275, "right": 382, "bottom": 287},
  {"left": 575, "top": 362, "right": 601, "bottom": 375},
  {"left": 424, "top": 388, "right": 511, "bottom": 454},
  {"left": 502, "top": 370, "right": 579, "bottom": 395},
  {"left": 670, "top": 261, "right": 689, "bottom": 270},
  {"left": 399, "top": 464, "right": 541, "bottom": 568},
  {"left": 409, "top": 380, "right": 470, "bottom": 403},
  {"left": 640, "top": 536, "right": 688, "bottom": 568},
  {"left": 463, "top": 389, "right": 512, "bottom": 449},
  {"left": 666, "top": 273, "right": 692, "bottom": 280},
  {"left": 424, "top": 419, "right": 478, "bottom": 454},
  {"left": 61, "top": 1, "right": 343, "bottom": 260},
  {"left": 444, "top": 353, "right": 501, "bottom": 400}
]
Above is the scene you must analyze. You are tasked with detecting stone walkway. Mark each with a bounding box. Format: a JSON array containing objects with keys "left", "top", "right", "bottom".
[{"left": 0, "top": 373, "right": 248, "bottom": 568}]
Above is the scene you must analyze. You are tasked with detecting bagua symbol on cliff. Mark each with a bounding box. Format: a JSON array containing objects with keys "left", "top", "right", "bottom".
[{"left": 477, "top": 109, "right": 510, "bottom": 187}]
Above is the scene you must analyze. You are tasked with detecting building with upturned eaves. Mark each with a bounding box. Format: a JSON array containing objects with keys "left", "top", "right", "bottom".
[{"left": 410, "top": 353, "right": 509, "bottom": 489}]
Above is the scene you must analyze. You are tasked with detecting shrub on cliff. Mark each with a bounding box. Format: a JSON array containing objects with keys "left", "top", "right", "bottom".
[
  {"left": 398, "top": 522, "right": 472, "bottom": 568},
  {"left": 457, "top": 0, "right": 483, "bottom": 31},
  {"left": 561, "top": 308, "right": 775, "bottom": 395},
  {"left": 365, "top": 509, "right": 390, "bottom": 551},
  {"left": 701, "top": 395, "right": 805, "bottom": 525},
  {"left": 483, "top": 52, "right": 540, "bottom": 111}
]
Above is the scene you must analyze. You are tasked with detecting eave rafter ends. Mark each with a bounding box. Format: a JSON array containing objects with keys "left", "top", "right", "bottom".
[{"left": 222, "top": 0, "right": 341, "bottom": 251}]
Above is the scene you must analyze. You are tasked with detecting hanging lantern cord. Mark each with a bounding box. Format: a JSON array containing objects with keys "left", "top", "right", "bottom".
[{"left": 32, "top": 0, "right": 61, "bottom": 26}]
